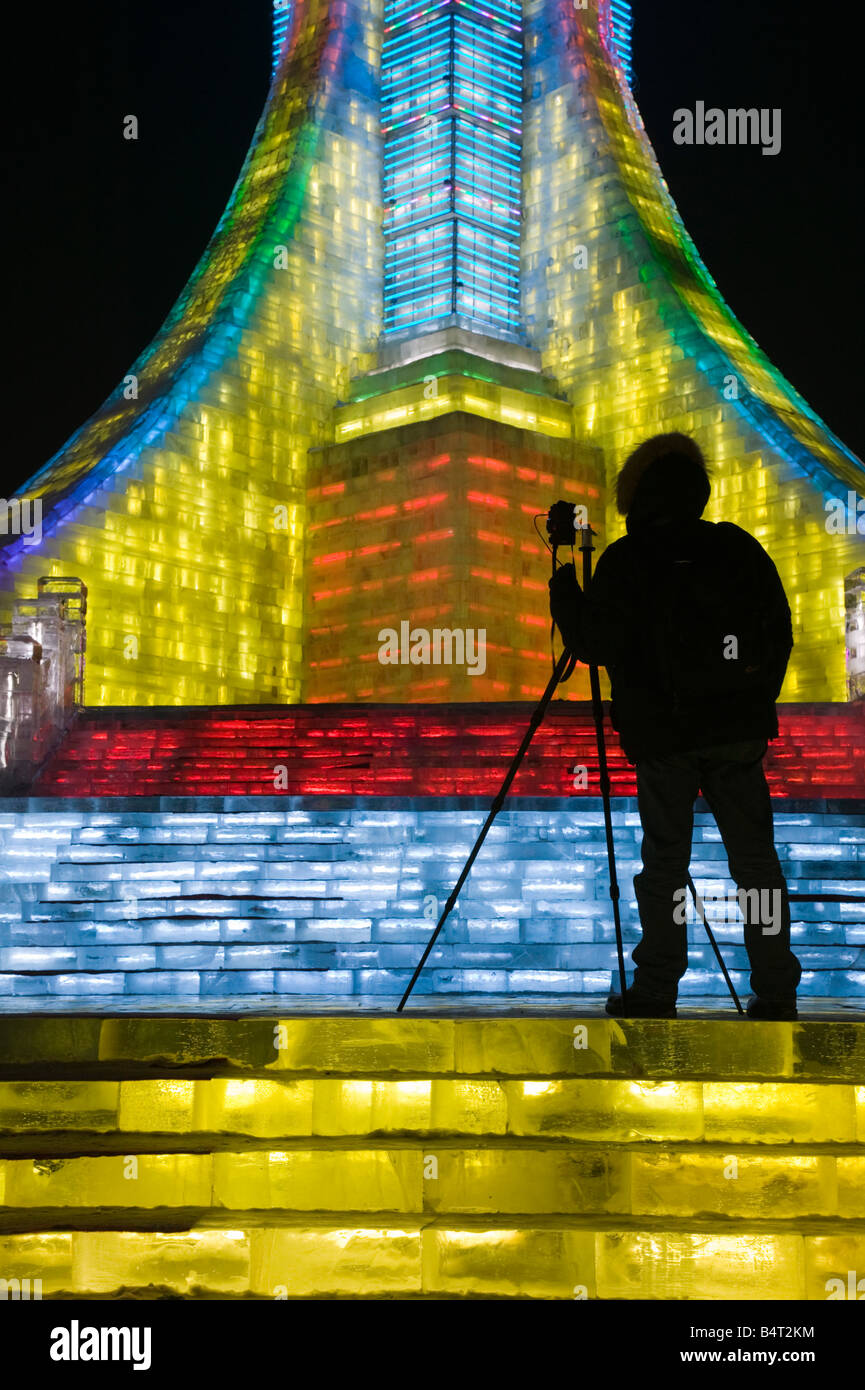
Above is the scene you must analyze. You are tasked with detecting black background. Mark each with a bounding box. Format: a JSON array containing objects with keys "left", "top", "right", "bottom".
[{"left": 1, "top": 0, "right": 861, "bottom": 496}]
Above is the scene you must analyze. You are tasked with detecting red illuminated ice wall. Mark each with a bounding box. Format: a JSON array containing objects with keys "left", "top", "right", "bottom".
[{"left": 305, "top": 358, "right": 604, "bottom": 702}]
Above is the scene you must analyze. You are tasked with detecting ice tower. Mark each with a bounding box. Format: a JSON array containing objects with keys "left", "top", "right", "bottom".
[{"left": 0, "top": 0, "right": 861, "bottom": 706}]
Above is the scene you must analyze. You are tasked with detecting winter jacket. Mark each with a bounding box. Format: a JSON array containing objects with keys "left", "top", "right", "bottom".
[{"left": 548, "top": 511, "right": 793, "bottom": 764}]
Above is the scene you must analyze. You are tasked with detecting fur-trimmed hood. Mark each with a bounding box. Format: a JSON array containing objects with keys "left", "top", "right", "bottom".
[{"left": 616, "top": 433, "right": 711, "bottom": 519}]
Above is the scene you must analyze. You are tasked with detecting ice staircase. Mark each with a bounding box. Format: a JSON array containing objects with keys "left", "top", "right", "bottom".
[
  {"left": 2, "top": 703, "right": 864, "bottom": 1007},
  {"left": 0, "top": 1015, "right": 862, "bottom": 1300},
  {"left": 0, "top": 800, "right": 864, "bottom": 1005}
]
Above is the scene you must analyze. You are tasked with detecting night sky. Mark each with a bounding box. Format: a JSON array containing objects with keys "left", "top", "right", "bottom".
[{"left": 1, "top": 0, "right": 862, "bottom": 500}]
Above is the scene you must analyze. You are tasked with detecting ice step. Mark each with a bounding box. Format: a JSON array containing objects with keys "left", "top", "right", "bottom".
[
  {"left": 0, "top": 1017, "right": 863, "bottom": 1300},
  {"left": 1, "top": 803, "right": 864, "bottom": 1002},
  {"left": 29, "top": 703, "right": 865, "bottom": 798}
]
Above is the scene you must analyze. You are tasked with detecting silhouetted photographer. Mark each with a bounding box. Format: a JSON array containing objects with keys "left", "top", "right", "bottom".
[{"left": 549, "top": 433, "right": 802, "bottom": 1019}]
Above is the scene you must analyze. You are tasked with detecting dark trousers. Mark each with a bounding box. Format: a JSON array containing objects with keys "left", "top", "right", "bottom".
[{"left": 631, "top": 740, "right": 801, "bottom": 1001}]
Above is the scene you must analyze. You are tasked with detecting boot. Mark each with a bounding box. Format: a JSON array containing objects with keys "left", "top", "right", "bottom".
[
  {"left": 606, "top": 986, "right": 677, "bottom": 1019},
  {"left": 746, "top": 995, "right": 797, "bottom": 1021}
]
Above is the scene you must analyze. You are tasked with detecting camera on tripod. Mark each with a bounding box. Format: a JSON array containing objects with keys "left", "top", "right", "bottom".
[{"left": 546, "top": 500, "right": 584, "bottom": 549}]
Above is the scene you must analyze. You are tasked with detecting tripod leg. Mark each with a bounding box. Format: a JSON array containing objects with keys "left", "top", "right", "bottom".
[
  {"left": 578, "top": 528, "right": 628, "bottom": 1002},
  {"left": 687, "top": 875, "right": 744, "bottom": 1013},
  {"left": 588, "top": 663, "right": 628, "bottom": 1001},
  {"left": 397, "top": 648, "right": 574, "bottom": 1011}
]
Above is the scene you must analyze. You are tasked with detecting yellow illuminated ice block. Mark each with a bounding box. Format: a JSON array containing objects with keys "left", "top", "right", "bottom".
[
  {"left": 0, "top": 1076, "right": 858, "bottom": 1146},
  {"left": 335, "top": 375, "right": 573, "bottom": 442},
  {"left": 3, "top": 1014, "right": 865, "bottom": 1078},
  {"left": 3, "top": 1225, "right": 864, "bottom": 1299}
]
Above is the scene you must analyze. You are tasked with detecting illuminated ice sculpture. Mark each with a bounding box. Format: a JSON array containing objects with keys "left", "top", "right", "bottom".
[{"left": 0, "top": 0, "right": 860, "bottom": 707}]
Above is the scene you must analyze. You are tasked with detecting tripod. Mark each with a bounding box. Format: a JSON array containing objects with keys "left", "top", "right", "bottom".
[{"left": 397, "top": 526, "right": 742, "bottom": 1013}]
